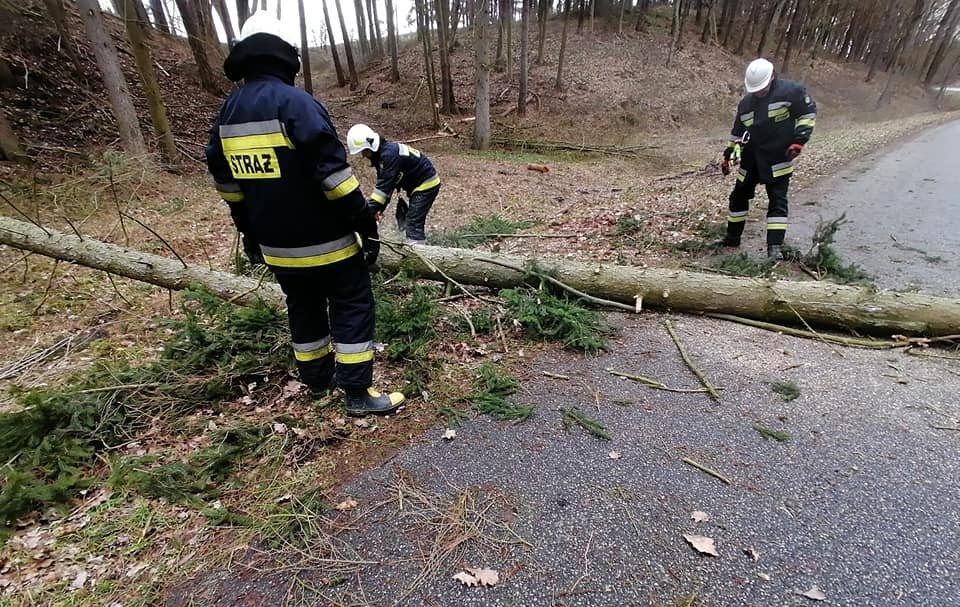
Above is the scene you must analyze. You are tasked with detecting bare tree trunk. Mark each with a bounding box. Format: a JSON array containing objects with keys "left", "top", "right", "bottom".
[
  {"left": 386, "top": 0, "right": 401, "bottom": 82},
  {"left": 4, "top": 216, "right": 959, "bottom": 337},
  {"left": 474, "top": 0, "right": 492, "bottom": 150},
  {"left": 736, "top": 0, "right": 760, "bottom": 54},
  {"left": 41, "top": 0, "right": 84, "bottom": 70},
  {"left": 536, "top": 0, "right": 549, "bottom": 63},
  {"left": 923, "top": 0, "right": 960, "bottom": 85},
  {"left": 353, "top": 0, "right": 370, "bottom": 58},
  {"left": 322, "top": 0, "right": 347, "bottom": 87},
  {"left": 212, "top": 0, "right": 236, "bottom": 45},
  {"left": 368, "top": 0, "right": 385, "bottom": 57},
  {"left": 173, "top": 0, "right": 222, "bottom": 93},
  {"left": 556, "top": 0, "right": 571, "bottom": 90},
  {"left": 149, "top": 0, "right": 171, "bottom": 33},
  {"left": 298, "top": 0, "right": 313, "bottom": 95},
  {"left": 518, "top": 0, "right": 529, "bottom": 116},
  {"left": 878, "top": 0, "right": 926, "bottom": 107},
  {"left": 435, "top": 0, "right": 457, "bottom": 113},
  {"left": 237, "top": 0, "right": 251, "bottom": 25},
  {"left": 77, "top": 0, "right": 147, "bottom": 157},
  {"left": 0, "top": 110, "right": 28, "bottom": 163},
  {"left": 506, "top": 0, "right": 514, "bottom": 77},
  {"left": 121, "top": 0, "right": 178, "bottom": 162},
  {"left": 667, "top": 0, "right": 682, "bottom": 66},
  {"left": 721, "top": 0, "right": 739, "bottom": 46},
  {"left": 334, "top": 0, "right": 360, "bottom": 90},
  {"left": 781, "top": 0, "right": 806, "bottom": 73},
  {"left": 756, "top": 0, "right": 783, "bottom": 57},
  {"left": 276, "top": 0, "right": 281, "bottom": 19},
  {"left": 415, "top": 0, "right": 441, "bottom": 127}
]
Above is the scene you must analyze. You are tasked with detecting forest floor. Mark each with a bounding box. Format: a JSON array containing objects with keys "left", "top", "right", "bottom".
[{"left": 0, "top": 4, "right": 958, "bottom": 605}]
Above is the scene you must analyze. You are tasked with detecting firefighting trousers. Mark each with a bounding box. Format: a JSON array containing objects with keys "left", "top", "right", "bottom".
[
  {"left": 726, "top": 172, "right": 790, "bottom": 246},
  {"left": 274, "top": 252, "right": 375, "bottom": 393},
  {"left": 404, "top": 184, "right": 440, "bottom": 241}
]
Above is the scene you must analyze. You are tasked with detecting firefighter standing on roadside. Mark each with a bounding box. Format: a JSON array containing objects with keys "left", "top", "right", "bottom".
[
  {"left": 345, "top": 124, "right": 441, "bottom": 245},
  {"left": 718, "top": 58, "right": 817, "bottom": 259},
  {"left": 204, "top": 11, "right": 405, "bottom": 416}
]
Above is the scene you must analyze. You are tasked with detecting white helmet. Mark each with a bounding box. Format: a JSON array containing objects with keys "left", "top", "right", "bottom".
[
  {"left": 238, "top": 10, "right": 296, "bottom": 48},
  {"left": 347, "top": 124, "right": 380, "bottom": 155},
  {"left": 744, "top": 58, "right": 774, "bottom": 93}
]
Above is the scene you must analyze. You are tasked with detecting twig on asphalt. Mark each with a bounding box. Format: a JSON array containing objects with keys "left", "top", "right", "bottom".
[
  {"left": 682, "top": 457, "right": 732, "bottom": 485},
  {"left": 705, "top": 313, "right": 903, "bottom": 349},
  {"left": 664, "top": 320, "right": 721, "bottom": 402},
  {"left": 542, "top": 371, "right": 570, "bottom": 380},
  {"left": 606, "top": 368, "right": 725, "bottom": 394}
]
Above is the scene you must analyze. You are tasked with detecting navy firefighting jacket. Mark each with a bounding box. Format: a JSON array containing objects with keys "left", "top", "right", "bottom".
[
  {"left": 368, "top": 140, "right": 440, "bottom": 208},
  {"left": 729, "top": 77, "right": 817, "bottom": 183},
  {"left": 205, "top": 74, "right": 373, "bottom": 269}
]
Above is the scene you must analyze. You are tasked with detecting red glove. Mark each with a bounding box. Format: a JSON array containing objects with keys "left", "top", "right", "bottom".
[
  {"left": 720, "top": 159, "right": 730, "bottom": 176},
  {"left": 786, "top": 143, "right": 803, "bottom": 160}
]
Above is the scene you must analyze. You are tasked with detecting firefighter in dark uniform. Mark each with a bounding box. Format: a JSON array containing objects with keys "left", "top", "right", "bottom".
[
  {"left": 346, "top": 124, "right": 441, "bottom": 244},
  {"left": 718, "top": 58, "right": 817, "bottom": 259},
  {"left": 204, "top": 11, "right": 405, "bottom": 416}
]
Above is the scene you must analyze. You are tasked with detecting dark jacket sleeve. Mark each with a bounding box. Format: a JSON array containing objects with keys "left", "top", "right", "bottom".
[
  {"left": 284, "top": 94, "right": 373, "bottom": 234},
  {"left": 204, "top": 107, "right": 250, "bottom": 234},
  {"left": 791, "top": 86, "right": 817, "bottom": 145},
  {"left": 370, "top": 147, "right": 400, "bottom": 208}
]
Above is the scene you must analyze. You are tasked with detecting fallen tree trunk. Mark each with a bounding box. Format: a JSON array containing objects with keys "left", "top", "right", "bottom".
[
  {"left": 2, "top": 215, "right": 959, "bottom": 336},
  {"left": 0, "top": 215, "right": 284, "bottom": 308}
]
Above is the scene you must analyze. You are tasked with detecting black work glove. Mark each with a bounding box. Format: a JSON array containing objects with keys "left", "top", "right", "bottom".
[
  {"left": 366, "top": 199, "right": 384, "bottom": 221},
  {"left": 241, "top": 233, "right": 265, "bottom": 265},
  {"left": 361, "top": 230, "right": 380, "bottom": 267},
  {"left": 722, "top": 146, "right": 733, "bottom": 161},
  {"left": 395, "top": 197, "right": 409, "bottom": 232}
]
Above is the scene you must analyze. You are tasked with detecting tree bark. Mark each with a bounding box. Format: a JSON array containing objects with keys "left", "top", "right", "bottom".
[
  {"left": 386, "top": 0, "right": 401, "bottom": 82},
  {"left": 333, "top": 0, "right": 360, "bottom": 90},
  {"left": 0, "top": 110, "right": 28, "bottom": 163},
  {"left": 368, "top": 0, "right": 385, "bottom": 57},
  {"left": 149, "top": 0, "right": 171, "bottom": 33},
  {"left": 353, "top": 0, "right": 370, "bottom": 58},
  {"left": 435, "top": 0, "right": 457, "bottom": 113},
  {"left": 121, "top": 0, "right": 178, "bottom": 163},
  {"left": 474, "top": 0, "right": 491, "bottom": 150},
  {"left": 237, "top": 0, "right": 251, "bottom": 25},
  {"left": 77, "top": 0, "right": 148, "bottom": 157},
  {"left": 173, "top": 0, "right": 222, "bottom": 93},
  {"left": 3, "top": 216, "right": 959, "bottom": 337},
  {"left": 518, "top": 0, "right": 529, "bottom": 116},
  {"left": 322, "top": 0, "right": 347, "bottom": 87},
  {"left": 298, "top": 0, "right": 313, "bottom": 95},
  {"left": 536, "top": 0, "right": 549, "bottom": 63},
  {"left": 42, "top": 0, "right": 84, "bottom": 70},
  {"left": 415, "top": 0, "right": 441, "bottom": 127},
  {"left": 212, "top": 0, "right": 237, "bottom": 45},
  {"left": 556, "top": 0, "right": 571, "bottom": 90}
]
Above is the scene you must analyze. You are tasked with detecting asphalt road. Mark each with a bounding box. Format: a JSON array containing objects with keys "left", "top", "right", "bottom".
[
  {"left": 167, "top": 126, "right": 960, "bottom": 607},
  {"left": 781, "top": 120, "right": 959, "bottom": 296}
]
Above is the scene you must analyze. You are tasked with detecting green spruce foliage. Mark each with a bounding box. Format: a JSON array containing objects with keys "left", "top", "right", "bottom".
[
  {"left": 0, "top": 289, "right": 290, "bottom": 534},
  {"left": 500, "top": 287, "right": 608, "bottom": 353}
]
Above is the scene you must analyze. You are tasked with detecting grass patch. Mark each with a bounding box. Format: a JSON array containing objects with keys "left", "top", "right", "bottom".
[
  {"left": 769, "top": 380, "right": 801, "bottom": 401},
  {"left": 0, "top": 288, "right": 290, "bottom": 535},
  {"left": 468, "top": 364, "right": 532, "bottom": 421},
  {"left": 500, "top": 287, "right": 608, "bottom": 353},
  {"left": 754, "top": 425, "right": 791, "bottom": 442},
  {"left": 560, "top": 407, "right": 612, "bottom": 440},
  {"left": 430, "top": 214, "right": 536, "bottom": 248}
]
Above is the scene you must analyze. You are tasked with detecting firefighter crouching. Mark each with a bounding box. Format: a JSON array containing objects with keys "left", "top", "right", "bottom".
[
  {"left": 718, "top": 57, "right": 817, "bottom": 259},
  {"left": 204, "top": 11, "right": 405, "bottom": 416},
  {"left": 346, "top": 124, "right": 441, "bottom": 245}
]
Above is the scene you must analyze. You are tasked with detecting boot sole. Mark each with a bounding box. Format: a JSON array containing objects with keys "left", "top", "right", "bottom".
[{"left": 344, "top": 404, "right": 401, "bottom": 417}]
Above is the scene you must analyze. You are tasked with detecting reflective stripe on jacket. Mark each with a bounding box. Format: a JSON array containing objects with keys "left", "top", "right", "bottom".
[
  {"left": 369, "top": 141, "right": 440, "bottom": 205},
  {"left": 205, "top": 74, "right": 369, "bottom": 267},
  {"left": 730, "top": 77, "right": 817, "bottom": 182}
]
